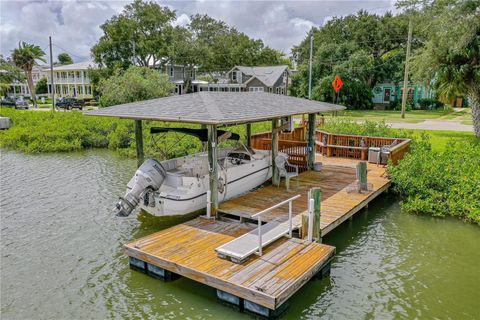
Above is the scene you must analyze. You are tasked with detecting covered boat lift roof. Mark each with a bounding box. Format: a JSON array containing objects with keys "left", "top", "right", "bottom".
[
  {"left": 86, "top": 92, "right": 345, "bottom": 217},
  {"left": 85, "top": 92, "right": 344, "bottom": 125}
]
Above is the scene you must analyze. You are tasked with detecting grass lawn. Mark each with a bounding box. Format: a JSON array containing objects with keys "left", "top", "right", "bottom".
[
  {"left": 325, "top": 109, "right": 452, "bottom": 123},
  {"left": 399, "top": 129, "right": 477, "bottom": 152}
]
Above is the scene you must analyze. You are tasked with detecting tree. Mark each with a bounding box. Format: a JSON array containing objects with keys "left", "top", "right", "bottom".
[
  {"left": 98, "top": 66, "right": 174, "bottom": 107},
  {"left": 0, "top": 55, "right": 25, "bottom": 96},
  {"left": 398, "top": 0, "right": 480, "bottom": 138},
  {"left": 57, "top": 53, "right": 73, "bottom": 65},
  {"left": 11, "top": 42, "right": 46, "bottom": 107},
  {"left": 92, "top": 0, "right": 175, "bottom": 69},
  {"left": 35, "top": 77, "right": 48, "bottom": 94},
  {"left": 290, "top": 11, "right": 411, "bottom": 108}
]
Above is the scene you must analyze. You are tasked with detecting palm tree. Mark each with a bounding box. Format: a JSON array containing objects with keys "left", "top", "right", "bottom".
[{"left": 11, "top": 42, "right": 46, "bottom": 107}]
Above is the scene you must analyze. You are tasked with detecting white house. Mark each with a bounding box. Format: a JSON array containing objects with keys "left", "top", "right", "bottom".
[
  {"left": 48, "top": 61, "right": 97, "bottom": 99},
  {"left": 8, "top": 65, "right": 49, "bottom": 97}
]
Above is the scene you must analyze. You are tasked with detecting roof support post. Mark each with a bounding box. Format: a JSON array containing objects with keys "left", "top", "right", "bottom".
[
  {"left": 246, "top": 123, "right": 252, "bottom": 147},
  {"left": 207, "top": 124, "right": 218, "bottom": 217},
  {"left": 271, "top": 118, "right": 280, "bottom": 186},
  {"left": 307, "top": 113, "right": 316, "bottom": 170},
  {"left": 134, "top": 120, "right": 144, "bottom": 167}
]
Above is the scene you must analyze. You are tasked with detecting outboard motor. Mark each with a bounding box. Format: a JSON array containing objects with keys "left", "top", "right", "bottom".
[{"left": 115, "top": 159, "right": 166, "bottom": 216}]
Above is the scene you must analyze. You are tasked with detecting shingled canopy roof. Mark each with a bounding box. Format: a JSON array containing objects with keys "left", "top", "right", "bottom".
[{"left": 85, "top": 92, "right": 345, "bottom": 125}]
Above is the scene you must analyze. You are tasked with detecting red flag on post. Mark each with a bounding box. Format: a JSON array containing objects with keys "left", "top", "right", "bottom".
[{"left": 332, "top": 75, "right": 344, "bottom": 93}]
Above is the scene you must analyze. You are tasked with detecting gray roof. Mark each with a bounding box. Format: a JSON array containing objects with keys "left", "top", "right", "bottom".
[
  {"left": 235, "top": 65, "right": 288, "bottom": 87},
  {"left": 53, "top": 61, "right": 97, "bottom": 71},
  {"left": 85, "top": 92, "right": 345, "bottom": 125}
]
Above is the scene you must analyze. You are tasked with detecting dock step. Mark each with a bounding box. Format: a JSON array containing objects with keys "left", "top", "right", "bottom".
[{"left": 215, "top": 220, "right": 290, "bottom": 263}]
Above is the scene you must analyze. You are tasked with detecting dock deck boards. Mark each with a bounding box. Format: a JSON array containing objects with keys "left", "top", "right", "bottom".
[
  {"left": 125, "top": 156, "right": 390, "bottom": 312},
  {"left": 125, "top": 218, "right": 335, "bottom": 310},
  {"left": 218, "top": 156, "right": 390, "bottom": 236}
]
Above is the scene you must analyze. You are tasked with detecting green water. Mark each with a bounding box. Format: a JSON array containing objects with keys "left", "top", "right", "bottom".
[{"left": 1, "top": 150, "right": 479, "bottom": 319}]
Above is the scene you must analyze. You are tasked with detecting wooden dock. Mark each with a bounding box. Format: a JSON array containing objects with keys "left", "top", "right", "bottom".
[
  {"left": 125, "top": 218, "right": 335, "bottom": 315},
  {"left": 124, "top": 156, "right": 390, "bottom": 317},
  {"left": 219, "top": 156, "right": 390, "bottom": 236}
]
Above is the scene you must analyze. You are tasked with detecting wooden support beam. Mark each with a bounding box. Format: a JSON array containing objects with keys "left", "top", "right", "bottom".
[
  {"left": 134, "top": 120, "right": 144, "bottom": 167},
  {"left": 208, "top": 124, "right": 219, "bottom": 216},
  {"left": 307, "top": 113, "right": 316, "bottom": 170},
  {"left": 246, "top": 123, "right": 252, "bottom": 147},
  {"left": 271, "top": 118, "right": 280, "bottom": 186}
]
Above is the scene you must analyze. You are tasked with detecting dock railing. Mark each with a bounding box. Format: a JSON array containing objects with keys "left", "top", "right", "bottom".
[
  {"left": 251, "top": 194, "right": 301, "bottom": 256},
  {"left": 251, "top": 127, "right": 411, "bottom": 167}
]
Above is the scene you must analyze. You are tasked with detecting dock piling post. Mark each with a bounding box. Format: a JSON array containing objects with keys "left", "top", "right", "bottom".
[
  {"left": 271, "top": 118, "right": 280, "bottom": 186},
  {"left": 134, "top": 120, "right": 144, "bottom": 167},
  {"left": 307, "top": 198, "right": 314, "bottom": 242},
  {"left": 307, "top": 113, "right": 316, "bottom": 170},
  {"left": 311, "top": 187, "right": 321, "bottom": 242},
  {"left": 357, "top": 161, "right": 368, "bottom": 191},
  {"left": 206, "top": 190, "right": 211, "bottom": 218},
  {"left": 246, "top": 123, "right": 252, "bottom": 148},
  {"left": 207, "top": 124, "right": 219, "bottom": 217}
]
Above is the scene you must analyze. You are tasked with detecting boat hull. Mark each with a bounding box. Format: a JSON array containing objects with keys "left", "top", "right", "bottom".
[{"left": 139, "top": 152, "right": 272, "bottom": 217}]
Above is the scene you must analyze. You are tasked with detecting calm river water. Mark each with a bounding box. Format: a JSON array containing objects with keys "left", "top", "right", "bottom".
[{"left": 1, "top": 150, "right": 479, "bottom": 320}]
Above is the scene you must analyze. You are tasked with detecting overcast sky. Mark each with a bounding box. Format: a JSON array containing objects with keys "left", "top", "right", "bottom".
[{"left": 0, "top": 0, "right": 398, "bottom": 63}]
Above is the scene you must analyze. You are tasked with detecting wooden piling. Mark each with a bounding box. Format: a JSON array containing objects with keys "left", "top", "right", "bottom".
[
  {"left": 134, "top": 120, "right": 144, "bottom": 167},
  {"left": 357, "top": 161, "right": 368, "bottom": 191},
  {"left": 207, "top": 124, "right": 219, "bottom": 216},
  {"left": 271, "top": 118, "right": 280, "bottom": 186},
  {"left": 311, "top": 187, "right": 321, "bottom": 242},
  {"left": 246, "top": 123, "right": 252, "bottom": 147},
  {"left": 307, "top": 113, "right": 316, "bottom": 170}
]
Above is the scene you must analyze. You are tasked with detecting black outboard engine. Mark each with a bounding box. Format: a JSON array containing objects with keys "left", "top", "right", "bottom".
[{"left": 115, "top": 159, "right": 166, "bottom": 216}]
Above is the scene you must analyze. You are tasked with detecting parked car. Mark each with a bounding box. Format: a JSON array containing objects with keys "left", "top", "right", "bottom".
[
  {"left": 0, "top": 97, "right": 29, "bottom": 109},
  {"left": 55, "top": 97, "right": 84, "bottom": 110}
]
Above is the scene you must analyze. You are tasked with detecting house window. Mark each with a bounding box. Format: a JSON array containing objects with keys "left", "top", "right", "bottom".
[
  {"left": 276, "top": 87, "right": 280, "bottom": 94},
  {"left": 249, "top": 87, "right": 264, "bottom": 92},
  {"left": 169, "top": 66, "right": 174, "bottom": 77},
  {"left": 232, "top": 71, "right": 237, "bottom": 81}
]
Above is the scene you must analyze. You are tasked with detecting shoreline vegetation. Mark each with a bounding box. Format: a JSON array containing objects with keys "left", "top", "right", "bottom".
[{"left": 1, "top": 108, "right": 478, "bottom": 224}]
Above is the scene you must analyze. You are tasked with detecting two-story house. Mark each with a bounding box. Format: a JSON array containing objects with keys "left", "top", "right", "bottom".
[
  {"left": 48, "top": 61, "right": 97, "bottom": 99},
  {"left": 159, "top": 64, "right": 208, "bottom": 95},
  {"left": 198, "top": 65, "right": 289, "bottom": 94},
  {"left": 8, "top": 65, "right": 49, "bottom": 97}
]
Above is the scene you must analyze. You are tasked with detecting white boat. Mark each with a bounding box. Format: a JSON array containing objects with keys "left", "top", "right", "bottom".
[{"left": 115, "top": 128, "right": 275, "bottom": 217}]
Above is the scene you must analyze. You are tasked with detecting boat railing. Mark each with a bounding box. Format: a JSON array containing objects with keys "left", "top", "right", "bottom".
[{"left": 251, "top": 194, "right": 301, "bottom": 256}]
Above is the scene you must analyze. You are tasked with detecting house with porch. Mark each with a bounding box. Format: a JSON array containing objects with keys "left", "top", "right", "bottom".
[
  {"left": 48, "top": 61, "right": 97, "bottom": 99},
  {"left": 6, "top": 65, "right": 49, "bottom": 98},
  {"left": 198, "top": 65, "right": 290, "bottom": 94},
  {"left": 372, "top": 82, "right": 435, "bottom": 109}
]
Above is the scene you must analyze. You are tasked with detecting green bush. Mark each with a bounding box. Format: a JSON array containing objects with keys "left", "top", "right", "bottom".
[
  {"left": 388, "top": 136, "right": 480, "bottom": 224},
  {"left": 321, "top": 119, "right": 412, "bottom": 138},
  {"left": 0, "top": 108, "right": 270, "bottom": 158},
  {"left": 418, "top": 98, "right": 444, "bottom": 110},
  {"left": 0, "top": 108, "right": 131, "bottom": 153}
]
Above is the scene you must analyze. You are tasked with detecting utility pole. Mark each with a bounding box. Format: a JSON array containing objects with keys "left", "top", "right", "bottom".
[
  {"left": 308, "top": 34, "right": 313, "bottom": 99},
  {"left": 401, "top": 19, "right": 413, "bottom": 119},
  {"left": 132, "top": 40, "right": 136, "bottom": 66},
  {"left": 49, "top": 36, "right": 55, "bottom": 111}
]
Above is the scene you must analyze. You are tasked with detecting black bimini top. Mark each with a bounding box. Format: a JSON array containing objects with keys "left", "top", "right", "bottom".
[{"left": 150, "top": 127, "right": 240, "bottom": 142}]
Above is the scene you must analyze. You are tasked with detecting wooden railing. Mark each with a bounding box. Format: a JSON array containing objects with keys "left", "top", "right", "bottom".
[
  {"left": 315, "top": 130, "right": 411, "bottom": 163},
  {"left": 251, "top": 138, "right": 309, "bottom": 171},
  {"left": 250, "top": 127, "right": 411, "bottom": 167}
]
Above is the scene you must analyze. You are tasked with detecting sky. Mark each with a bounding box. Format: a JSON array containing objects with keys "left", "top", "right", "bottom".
[{"left": 0, "top": 0, "right": 398, "bottom": 63}]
